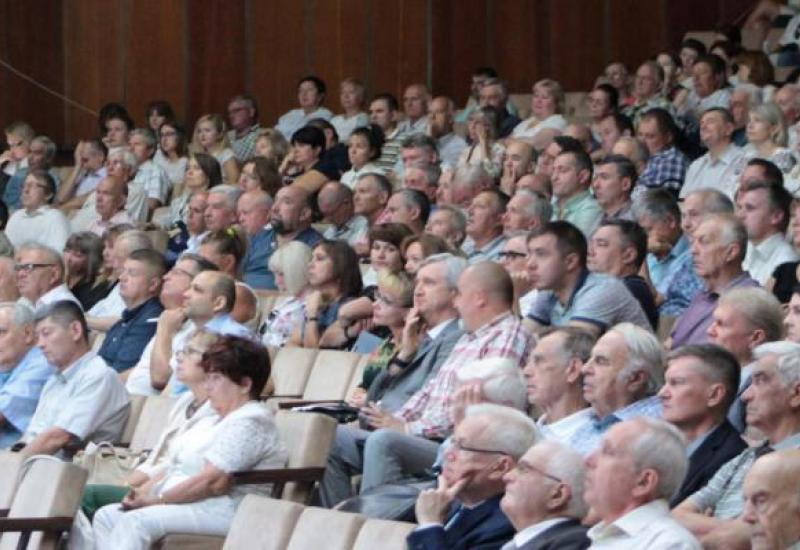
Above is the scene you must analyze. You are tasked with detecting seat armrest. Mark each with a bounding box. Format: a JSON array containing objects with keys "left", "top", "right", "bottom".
[{"left": 0, "top": 516, "right": 74, "bottom": 532}]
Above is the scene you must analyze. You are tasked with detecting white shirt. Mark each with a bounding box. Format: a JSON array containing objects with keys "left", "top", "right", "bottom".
[
  {"left": 680, "top": 144, "right": 744, "bottom": 199},
  {"left": 396, "top": 117, "right": 428, "bottom": 136},
  {"left": 88, "top": 283, "right": 124, "bottom": 319},
  {"left": 742, "top": 232, "right": 799, "bottom": 285},
  {"left": 275, "top": 107, "right": 333, "bottom": 140},
  {"left": 69, "top": 181, "right": 148, "bottom": 233},
  {"left": 537, "top": 408, "right": 593, "bottom": 443},
  {"left": 125, "top": 320, "right": 195, "bottom": 396},
  {"left": 504, "top": 518, "right": 571, "bottom": 550},
  {"left": 19, "top": 284, "right": 81, "bottom": 315},
  {"left": 512, "top": 114, "right": 568, "bottom": 139},
  {"left": 5, "top": 206, "right": 71, "bottom": 251},
  {"left": 587, "top": 500, "right": 700, "bottom": 549},
  {"left": 331, "top": 112, "right": 369, "bottom": 142},
  {"left": 340, "top": 162, "right": 384, "bottom": 189},
  {"left": 153, "top": 149, "right": 188, "bottom": 188},
  {"left": 437, "top": 133, "right": 468, "bottom": 169}
]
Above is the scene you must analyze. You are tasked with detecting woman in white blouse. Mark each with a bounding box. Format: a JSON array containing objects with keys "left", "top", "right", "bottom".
[
  {"left": 330, "top": 77, "right": 370, "bottom": 142},
  {"left": 261, "top": 241, "right": 312, "bottom": 347},
  {"left": 511, "top": 79, "right": 568, "bottom": 149},
  {"left": 457, "top": 106, "right": 505, "bottom": 178},
  {"left": 91, "top": 335, "right": 288, "bottom": 549},
  {"left": 193, "top": 114, "right": 240, "bottom": 185},
  {"left": 5, "top": 169, "right": 70, "bottom": 251},
  {"left": 340, "top": 125, "right": 385, "bottom": 189},
  {"left": 741, "top": 102, "right": 796, "bottom": 173}
]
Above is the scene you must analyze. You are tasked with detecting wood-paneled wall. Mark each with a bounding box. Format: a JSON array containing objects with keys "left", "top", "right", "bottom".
[{"left": 0, "top": 0, "right": 752, "bottom": 147}]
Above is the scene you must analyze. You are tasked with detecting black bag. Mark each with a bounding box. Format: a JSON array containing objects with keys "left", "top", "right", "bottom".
[{"left": 291, "top": 402, "right": 360, "bottom": 424}]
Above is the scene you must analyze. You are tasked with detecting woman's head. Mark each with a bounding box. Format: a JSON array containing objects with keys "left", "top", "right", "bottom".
[
  {"left": 290, "top": 126, "right": 326, "bottom": 168},
  {"left": 747, "top": 102, "right": 787, "bottom": 147},
  {"left": 195, "top": 114, "right": 228, "bottom": 150},
  {"left": 186, "top": 153, "right": 222, "bottom": 191},
  {"left": 372, "top": 270, "right": 414, "bottom": 329},
  {"left": 176, "top": 329, "right": 220, "bottom": 386},
  {"left": 369, "top": 223, "right": 415, "bottom": 273},
  {"left": 468, "top": 106, "right": 501, "bottom": 142},
  {"left": 657, "top": 51, "right": 681, "bottom": 84},
  {"left": 199, "top": 227, "right": 248, "bottom": 277},
  {"left": 348, "top": 125, "right": 384, "bottom": 167},
  {"left": 588, "top": 84, "right": 618, "bottom": 120},
  {"left": 532, "top": 79, "right": 565, "bottom": 118},
  {"left": 21, "top": 169, "right": 56, "bottom": 210},
  {"left": 308, "top": 240, "right": 363, "bottom": 297},
  {"left": 146, "top": 100, "right": 175, "bottom": 133},
  {"left": 201, "top": 335, "right": 270, "bottom": 402},
  {"left": 268, "top": 240, "right": 312, "bottom": 295},
  {"left": 238, "top": 156, "right": 282, "bottom": 196},
  {"left": 255, "top": 128, "right": 289, "bottom": 164},
  {"left": 297, "top": 75, "right": 326, "bottom": 111},
  {"left": 733, "top": 50, "right": 775, "bottom": 87},
  {"left": 401, "top": 233, "right": 453, "bottom": 276},
  {"left": 64, "top": 232, "right": 104, "bottom": 282},
  {"left": 101, "top": 224, "right": 136, "bottom": 275},
  {"left": 158, "top": 121, "right": 187, "bottom": 157}
]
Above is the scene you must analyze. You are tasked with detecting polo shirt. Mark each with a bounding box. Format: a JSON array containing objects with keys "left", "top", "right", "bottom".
[
  {"left": 551, "top": 191, "right": 602, "bottom": 237},
  {"left": 98, "top": 297, "right": 164, "bottom": 372},
  {"left": 743, "top": 233, "right": 799, "bottom": 286},
  {"left": 242, "top": 226, "right": 322, "bottom": 289},
  {"left": 460, "top": 234, "right": 507, "bottom": 264}
]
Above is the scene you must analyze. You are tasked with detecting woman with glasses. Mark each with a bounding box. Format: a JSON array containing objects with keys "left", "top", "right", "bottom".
[{"left": 154, "top": 121, "right": 189, "bottom": 191}]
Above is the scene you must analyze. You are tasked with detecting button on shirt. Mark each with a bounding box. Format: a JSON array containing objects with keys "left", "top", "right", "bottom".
[
  {"left": 587, "top": 500, "right": 700, "bottom": 549},
  {"left": 680, "top": 143, "right": 743, "bottom": 199},
  {"left": 98, "top": 296, "right": 164, "bottom": 373},
  {"left": 23, "top": 352, "right": 130, "bottom": 452},
  {"left": 743, "top": 233, "right": 799, "bottom": 286},
  {"left": 242, "top": 226, "right": 322, "bottom": 289},
  {"left": 0, "top": 347, "right": 55, "bottom": 448},
  {"left": 551, "top": 190, "right": 602, "bottom": 238}
]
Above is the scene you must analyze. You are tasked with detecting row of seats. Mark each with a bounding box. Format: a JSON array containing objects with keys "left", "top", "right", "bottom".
[{"left": 266, "top": 347, "right": 367, "bottom": 405}]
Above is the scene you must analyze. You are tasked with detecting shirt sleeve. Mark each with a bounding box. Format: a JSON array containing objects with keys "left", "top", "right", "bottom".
[
  {"left": 568, "top": 280, "right": 627, "bottom": 330},
  {"left": 685, "top": 452, "right": 747, "bottom": 512},
  {"left": 0, "top": 359, "right": 54, "bottom": 432},
  {"left": 205, "top": 416, "right": 284, "bottom": 473},
  {"left": 526, "top": 292, "right": 555, "bottom": 325}
]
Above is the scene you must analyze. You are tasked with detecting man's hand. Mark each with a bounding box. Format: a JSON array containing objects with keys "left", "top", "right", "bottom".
[
  {"left": 700, "top": 519, "right": 751, "bottom": 550},
  {"left": 158, "top": 308, "right": 186, "bottom": 335},
  {"left": 361, "top": 402, "right": 405, "bottom": 431},
  {"left": 398, "top": 307, "right": 425, "bottom": 360},
  {"left": 450, "top": 381, "right": 483, "bottom": 426},
  {"left": 414, "top": 474, "right": 469, "bottom": 525}
]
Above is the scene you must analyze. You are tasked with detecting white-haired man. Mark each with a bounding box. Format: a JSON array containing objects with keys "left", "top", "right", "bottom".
[
  {"left": 500, "top": 440, "right": 590, "bottom": 549},
  {"left": 585, "top": 418, "right": 700, "bottom": 548},
  {"left": 568, "top": 322, "right": 664, "bottom": 455},
  {"left": 407, "top": 403, "right": 537, "bottom": 550},
  {"left": 15, "top": 243, "right": 80, "bottom": 313},
  {"left": 743, "top": 449, "right": 800, "bottom": 550}
]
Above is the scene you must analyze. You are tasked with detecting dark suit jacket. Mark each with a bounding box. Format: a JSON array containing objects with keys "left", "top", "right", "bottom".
[
  {"left": 406, "top": 495, "right": 515, "bottom": 550},
  {"left": 670, "top": 419, "right": 747, "bottom": 506},
  {"left": 516, "top": 518, "right": 590, "bottom": 550}
]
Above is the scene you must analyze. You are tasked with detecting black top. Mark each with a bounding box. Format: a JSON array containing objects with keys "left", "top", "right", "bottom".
[
  {"left": 771, "top": 260, "right": 799, "bottom": 304},
  {"left": 71, "top": 278, "right": 115, "bottom": 311},
  {"left": 623, "top": 274, "right": 659, "bottom": 330}
]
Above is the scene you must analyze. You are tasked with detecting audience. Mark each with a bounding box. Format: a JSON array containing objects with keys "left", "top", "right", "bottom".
[
  {"left": 550, "top": 149, "right": 602, "bottom": 237},
  {"left": 6, "top": 169, "right": 70, "bottom": 251},
  {"left": 742, "top": 449, "right": 800, "bottom": 550}
]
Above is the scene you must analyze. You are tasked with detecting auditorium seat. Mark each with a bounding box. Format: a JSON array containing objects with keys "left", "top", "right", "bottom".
[
  {"left": 0, "top": 452, "right": 26, "bottom": 513},
  {"left": 146, "top": 230, "right": 169, "bottom": 254},
  {"left": 151, "top": 206, "right": 172, "bottom": 229},
  {"left": 301, "top": 350, "right": 361, "bottom": 402},
  {"left": 265, "top": 346, "right": 319, "bottom": 399},
  {"left": 117, "top": 394, "right": 148, "bottom": 447},
  {"left": 222, "top": 495, "right": 303, "bottom": 550},
  {"left": 128, "top": 395, "right": 177, "bottom": 452},
  {"left": 285, "top": 507, "right": 366, "bottom": 550},
  {"left": 352, "top": 518, "right": 418, "bottom": 550}
]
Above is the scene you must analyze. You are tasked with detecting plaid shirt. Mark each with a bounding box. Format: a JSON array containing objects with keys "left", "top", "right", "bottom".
[
  {"left": 568, "top": 395, "right": 663, "bottom": 455},
  {"left": 227, "top": 124, "right": 262, "bottom": 163},
  {"left": 638, "top": 146, "right": 689, "bottom": 192},
  {"left": 396, "top": 312, "right": 532, "bottom": 440}
]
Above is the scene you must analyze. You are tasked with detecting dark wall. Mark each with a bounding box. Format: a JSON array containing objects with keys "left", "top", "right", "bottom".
[{"left": 0, "top": 0, "right": 752, "bottom": 146}]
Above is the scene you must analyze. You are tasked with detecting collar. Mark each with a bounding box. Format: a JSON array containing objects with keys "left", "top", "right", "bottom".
[
  {"left": 427, "top": 317, "right": 457, "bottom": 340},
  {"left": 560, "top": 268, "right": 591, "bottom": 308},
  {"left": 686, "top": 423, "right": 720, "bottom": 457},
  {"left": 55, "top": 351, "right": 96, "bottom": 384},
  {"left": 750, "top": 232, "right": 788, "bottom": 258},
  {"left": 708, "top": 143, "right": 740, "bottom": 164},
  {"left": 597, "top": 500, "right": 670, "bottom": 538},
  {"left": 21, "top": 205, "right": 49, "bottom": 218},
  {"left": 558, "top": 189, "right": 593, "bottom": 212},
  {"left": 705, "top": 271, "right": 752, "bottom": 298},
  {"left": 590, "top": 395, "right": 661, "bottom": 427},
  {"left": 662, "top": 234, "right": 689, "bottom": 263},
  {"left": 467, "top": 311, "right": 515, "bottom": 340},
  {"left": 652, "top": 145, "right": 677, "bottom": 159},
  {"left": 470, "top": 233, "right": 505, "bottom": 254},
  {"left": 513, "top": 518, "right": 571, "bottom": 548},
  {"left": 121, "top": 296, "right": 160, "bottom": 321}
]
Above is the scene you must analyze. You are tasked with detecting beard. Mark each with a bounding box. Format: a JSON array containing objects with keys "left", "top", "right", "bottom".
[{"left": 271, "top": 217, "right": 294, "bottom": 235}]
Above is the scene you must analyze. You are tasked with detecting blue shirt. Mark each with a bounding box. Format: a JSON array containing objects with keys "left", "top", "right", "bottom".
[
  {"left": 242, "top": 227, "right": 322, "bottom": 289},
  {"left": 647, "top": 234, "right": 691, "bottom": 295},
  {"left": 638, "top": 145, "right": 689, "bottom": 191},
  {"left": 98, "top": 297, "right": 164, "bottom": 373},
  {"left": 568, "top": 396, "right": 663, "bottom": 455},
  {"left": 0, "top": 347, "right": 55, "bottom": 448}
]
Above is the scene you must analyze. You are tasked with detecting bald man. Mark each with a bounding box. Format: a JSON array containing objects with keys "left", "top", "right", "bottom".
[
  {"left": 397, "top": 83, "right": 430, "bottom": 135},
  {"left": 743, "top": 450, "right": 800, "bottom": 550},
  {"left": 428, "top": 96, "right": 467, "bottom": 167},
  {"left": 238, "top": 190, "right": 274, "bottom": 288},
  {"left": 88, "top": 176, "right": 132, "bottom": 236}
]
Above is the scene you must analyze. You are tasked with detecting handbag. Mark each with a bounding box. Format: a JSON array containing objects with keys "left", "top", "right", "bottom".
[
  {"left": 291, "top": 402, "right": 360, "bottom": 424},
  {"left": 72, "top": 442, "right": 148, "bottom": 486}
]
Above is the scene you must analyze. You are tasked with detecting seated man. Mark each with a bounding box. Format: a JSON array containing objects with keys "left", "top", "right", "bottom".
[
  {"left": 658, "top": 344, "right": 747, "bottom": 506},
  {"left": 526, "top": 221, "right": 651, "bottom": 337},
  {"left": 673, "top": 351, "right": 800, "bottom": 548},
  {"left": 568, "top": 322, "right": 664, "bottom": 454},
  {"left": 98, "top": 249, "right": 166, "bottom": 373},
  {"left": 499, "top": 139, "right": 536, "bottom": 196},
  {"left": 204, "top": 184, "right": 241, "bottom": 233},
  {"left": 404, "top": 161, "right": 441, "bottom": 202},
  {"left": 17, "top": 301, "right": 129, "bottom": 457},
  {"left": 385, "top": 189, "right": 430, "bottom": 235},
  {"left": 86, "top": 175, "right": 133, "bottom": 236},
  {"left": 550, "top": 149, "right": 602, "bottom": 238},
  {"left": 502, "top": 189, "right": 551, "bottom": 236},
  {"left": 462, "top": 189, "right": 508, "bottom": 263},
  {"left": 318, "top": 181, "right": 368, "bottom": 248},
  {"left": 585, "top": 418, "right": 700, "bottom": 548},
  {"left": 0, "top": 302, "right": 54, "bottom": 448},
  {"left": 425, "top": 205, "right": 467, "bottom": 250},
  {"left": 15, "top": 243, "right": 80, "bottom": 313},
  {"left": 742, "top": 449, "right": 800, "bottom": 550},
  {"left": 680, "top": 108, "right": 742, "bottom": 199},
  {"left": 636, "top": 108, "right": 689, "bottom": 192},
  {"left": 591, "top": 154, "right": 637, "bottom": 223},
  {"left": 128, "top": 128, "right": 171, "bottom": 214},
  {"left": 237, "top": 189, "right": 273, "bottom": 288},
  {"left": 406, "top": 404, "right": 537, "bottom": 550},
  {"left": 501, "top": 440, "right": 591, "bottom": 549},
  {"left": 429, "top": 96, "right": 467, "bottom": 169}
]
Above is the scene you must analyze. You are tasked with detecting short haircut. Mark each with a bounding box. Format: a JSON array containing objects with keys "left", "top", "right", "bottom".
[
  {"left": 290, "top": 125, "right": 326, "bottom": 153},
  {"left": 433, "top": 205, "right": 467, "bottom": 237},
  {"left": 377, "top": 270, "right": 414, "bottom": 308},
  {"left": 635, "top": 187, "right": 681, "bottom": 223},
  {"left": 35, "top": 300, "right": 89, "bottom": 343},
  {"left": 695, "top": 53, "right": 727, "bottom": 78},
  {"left": 681, "top": 38, "right": 707, "bottom": 56},
  {"left": 229, "top": 94, "right": 259, "bottom": 119},
  {"left": 627, "top": 417, "right": 688, "bottom": 501},
  {"left": 464, "top": 403, "right": 539, "bottom": 460},
  {"left": 406, "top": 160, "right": 441, "bottom": 186},
  {"left": 599, "top": 219, "right": 648, "bottom": 268},
  {"left": 368, "top": 222, "right": 415, "bottom": 250},
  {"left": 702, "top": 213, "right": 749, "bottom": 263},
  {"left": 208, "top": 184, "right": 243, "bottom": 210},
  {"left": 31, "top": 136, "right": 57, "bottom": 165},
  {"left": 744, "top": 158, "right": 784, "bottom": 188},
  {"left": 718, "top": 287, "right": 785, "bottom": 343},
  {"left": 358, "top": 172, "right": 393, "bottom": 197},
  {"left": 394, "top": 188, "right": 431, "bottom": 224},
  {"left": 668, "top": 344, "right": 741, "bottom": 412},
  {"left": 702, "top": 107, "right": 735, "bottom": 125},
  {"left": 178, "top": 252, "right": 219, "bottom": 275},
  {"left": 208, "top": 271, "right": 237, "bottom": 313},
  {"left": 552, "top": 135, "right": 583, "bottom": 155},
  {"left": 298, "top": 75, "right": 326, "bottom": 96},
  {"left": 401, "top": 133, "right": 438, "bottom": 155},
  {"left": 604, "top": 112, "right": 634, "bottom": 136},
  {"left": 597, "top": 154, "right": 638, "bottom": 187},
  {"left": 130, "top": 127, "right": 157, "bottom": 150},
  {"left": 127, "top": 248, "right": 168, "bottom": 280},
  {"left": 473, "top": 66, "right": 498, "bottom": 78},
  {"left": 482, "top": 77, "right": 510, "bottom": 99},
  {"left": 478, "top": 187, "right": 510, "bottom": 215},
  {"left": 539, "top": 325, "right": 596, "bottom": 363},
  {"left": 738, "top": 179, "right": 793, "bottom": 232},
  {"left": 457, "top": 359, "right": 529, "bottom": 413},
  {"left": 532, "top": 221, "right": 587, "bottom": 267},
  {"left": 558, "top": 149, "right": 594, "bottom": 180},
  {"left": 775, "top": 351, "right": 800, "bottom": 391},
  {"left": 513, "top": 189, "right": 553, "bottom": 224},
  {"left": 418, "top": 252, "right": 468, "bottom": 289},
  {"left": 640, "top": 108, "right": 679, "bottom": 140},
  {"left": 17, "top": 242, "right": 64, "bottom": 276},
  {"left": 4, "top": 121, "right": 35, "bottom": 141},
  {"left": 201, "top": 335, "right": 270, "bottom": 399},
  {"left": 685, "top": 188, "right": 734, "bottom": 215},
  {"left": 609, "top": 322, "right": 665, "bottom": 396},
  {"left": 0, "top": 302, "right": 34, "bottom": 328},
  {"left": 371, "top": 93, "right": 399, "bottom": 112},
  {"left": 26, "top": 169, "right": 57, "bottom": 203},
  {"left": 108, "top": 147, "right": 139, "bottom": 172},
  {"left": 638, "top": 60, "right": 664, "bottom": 84},
  {"left": 115, "top": 229, "right": 154, "bottom": 255}
]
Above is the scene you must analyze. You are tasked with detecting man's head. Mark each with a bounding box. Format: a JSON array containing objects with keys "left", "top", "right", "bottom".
[
  {"left": 270, "top": 186, "right": 312, "bottom": 236},
  {"left": 385, "top": 189, "right": 430, "bottom": 233},
  {"left": 659, "top": 344, "right": 741, "bottom": 431},
  {"left": 693, "top": 54, "right": 726, "bottom": 99},
  {"left": 564, "top": 123, "right": 593, "bottom": 154},
  {"left": 424, "top": 205, "right": 467, "bottom": 248},
  {"left": 454, "top": 261, "right": 514, "bottom": 332},
  {"left": 502, "top": 140, "right": 536, "bottom": 184},
  {"left": 35, "top": 301, "right": 90, "bottom": 369},
  {"left": 478, "top": 78, "right": 508, "bottom": 110},
  {"left": 204, "top": 185, "right": 242, "bottom": 232},
  {"left": 740, "top": 158, "right": 784, "bottom": 190},
  {"left": 227, "top": 94, "right": 258, "bottom": 132},
  {"left": 469, "top": 67, "right": 497, "bottom": 100},
  {"left": 680, "top": 189, "right": 733, "bottom": 238},
  {"left": 104, "top": 113, "right": 133, "bottom": 148},
  {"left": 402, "top": 83, "right": 430, "bottom": 122},
  {"left": 526, "top": 222, "right": 587, "bottom": 291},
  {"left": 160, "top": 253, "right": 216, "bottom": 309},
  {"left": 582, "top": 323, "right": 664, "bottom": 418},
  {"left": 110, "top": 230, "right": 154, "bottom": 278},
  {"left": 730, "top": 85, "right": 762, "bottom": 129},
  {"left": 637, "top": 108, "right": 676, "bottom": 155},
  {"left": 691, "top": 214, "right": 748, "bottom": 283},
  {"left": 633, "top": 61, "right": 663, "bottom": 101},
  {"left": 610, "top": 136, "right": 648, "bottom": 175},
  {"left": 399, "top": 134, "right": 439, "bottom": 167},
  {"left": 598, "top": 113, "right": 634, "bottom": 155},
  {"left": 403, "top": 161, "right": 440, "bottom": 202},
  {"left": 502, "top": 189, "right": 551, "bottom": 235},
  {"left": 353, "top": 173, "right": 392, "bottom": 220},
  {"left": 466, "top": 190, "right": 507, "bottom": 242},
  {"left": 440, "top": 164, "right": 493, "bottom": 209},
  {"left": 501, "top": 440, "right": 588, "bottom": 530},
  {"left": 187, "top": 192, "right": 209, "bottom": 237},
  {"left": 536, "top": 135, "right": 582, "bottom": 179},
  {"left": 368, "top": 93, "right": 400, "bottom": 132},
  {"left": 28, "top": 136, "right": 56, "bottom": 170},
  {"left": 741, "top": 351, "right": 800, "bottom": 439},
  {"left": 15, "top": 244, "right": 64, "bottom": 303},
  {"left": 128, "top": 128, "right": 157, "bottom": 165},
  {"left": 428, "top": 96, "right": 455, "bottom": 138},
  {"left": 297, "top": 75, "right": 326, "bottom": 111},
  {"left": 317, "top": 181, "right": 355, "bottom": 227},
  {"left": 237, "top": 190, "right": 272, "bottom": 236},
  {"left": 699, "top": 108, "right": 735, "bottom": 150},
  {"left": 551, "top": 150, "right": 593, "bottom": 201},
  {"left": 4, "top": 121, "right": 34, "bottom": 163},
  {"left": 118, "top": 249, "right": 167, "bottom": 308},
  {"left": 0, "top": 303, "right": 36, "bottom": 370},
  {"left": 413, "top": 253, "right": 466, "bottom": 324},
  {"left": 523, "top": 327, "right": 594, "bottom": 411},
  {"left": 94, "top": 176, "right": 127, "bottom": 222},
  {"left": 635, "top": 188, "right": 682, "bottom": 257},
  {"left": 183, "top": 270, "right": 236, "bottom": 322},
  {"left": 442, "top": 404, "right": 538, "bottom": 505},
  {"left": 584, "top": 418, "right": 687, "bottom": 523},
  {"left": 591, "top": 154, "right": 636, "bottom": 212},
  {"left": 735, "top": 180, "right": 792, "bottom": 243},
  {"left": 588, "top": 220, "right": 647, "bottom": 277},
  {"left": 743, "top": 450, "right": 800, "bottom": 550},
  {"left": 708, "top": 287, "right": 784, "bottom": 365}
]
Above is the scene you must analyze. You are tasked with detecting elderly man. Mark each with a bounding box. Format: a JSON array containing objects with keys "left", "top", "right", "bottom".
[
  {"left": 680, "top": 188, "right": 734, "bottom": 239},
  {"left": 500, "top": 440, "right": 590, "bottom": 550},
  {"left": 128, "top": 128, "right": 170, "bottom": 214},
  {"left": 86, "top": 176, "right": 132, "bottom": 236},
  {"left": 318, "top": 181, "right": 368, "bottom": 247},
  {"left": 670, "top": 214, "right": 758, "bottom": 348},
  {"left": 585, "top": 418, "right": 700, "bottom": 548},
  {"left": 17, "top": 301, "right": 129, "bottom": 457},
  {"left": 526, "top": 222, "right": 651, "bottom": 337},
  {"left": 97, "top": 249, "right": 166, "bottom": 373},
  {"left": 736, "top": 179, "right": 797, "bottom": 285},
  {"left": 592, "top": 155, "right": 636, "bottom": 223},
  {"left": 550, "top": 149, "right": 602, "bottom": 238},
  {"left": 478, "top": 78, "right": 521, "bottom": 138},
  {"left": 386, "top": 189, "right": 430, "bottom": 235},
  {"left": 204, "top": 184, "right": 241, "bottom": 233},
  {"left": 15, "top": 243, "right": 80, "bottom": 313},
  {"left": 425, "top": 205, "right": 467, "bottom": 250},
  {"left": 0, "top": 303, "right": 54, "bottom": 448},
  {"left": 658, "top": 344, "right": 747, "bottom": 506},
  {"left": 404, "top": 161, "right": 441, "bottom": 202},
  {"left": 567, "top": 323, "right": 664, "bottom": 455},
  {"left": 462, "top": 189, "right": 508, "bottom": 263},
  {"left": 226, "top": 94, "right": 261, "bottom": 162},
  {"left": 237, "top": 190, "right": 273, "bottom": 288},
  {"left": 57, "top": 139, "right": 107, "bottom": 208},
  {"left": 674, "top": 352, "right": 800, "bottom": 548},
  {"left": 437, "top": 164, "right": 494, "bottom": 209},
  {"left": 743, "top": 449, "right": 800, "bottom": 550},
  {"left": 407, "top": 404, "right": 537, "bottom": 550},
  {"left": 397, "top": 83, "right": 430, "bottom": 135},
  {"left": 623, "top": 60, "right": 677, "bottom": 128},
  {"left": 499, "top": 140, "right": 536, "bottom": 196},
  {"left": 637, "top": 108, "right": 689, "bottom": 192},
  {"left": 502, "top": 189, "right": 551, "bottom": 236},
  {"left": 354, "top": 173, "right": 392, "bottom": 228},
  {"left": 523, "top": 327, "right": 593, "bottom": 442},
  {"left": 681, "top": 108, "right": 743, "bottom": 199},
  {"left": 429, "top": 96, "right": 467, "bottom": 168},
  {"left": 5, "top": 171, "right": 70, "bottom": 252}
]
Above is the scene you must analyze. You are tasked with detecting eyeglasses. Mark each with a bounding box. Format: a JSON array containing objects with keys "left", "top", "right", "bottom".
[
  {"left": 14, "top": 263, "right": 56, "bottom": 273},
  {"left": 515, "top": 460, "right": 563, "bottom": 483},
  {"left": 449, "top": 438, "right": 509, "bottom": 456},
  {"left": 176, "top": 345, "right": 204, "bottom": 359},
  {"left": 498, "top": 251, "right": 527, "bottom": 260}
]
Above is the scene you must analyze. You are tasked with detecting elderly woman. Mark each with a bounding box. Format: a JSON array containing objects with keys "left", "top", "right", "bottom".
[
  {"left": 261, "top": 241, "right": 312, "bottom": 347},
  {"left": 193, "top": 114, "right": 240, "bottom": 185},
  {"left": 164, "top": 153, "right": 222, "bottom": 229},
  {"left": 5, "top": 169, "right": 70, "bottom": 251},
  {"left": 457, "top": 106, "right": 505, "bottom": 179},
  {"left": 91, "top": 335, "right": 288, "bottom": 549},
  {"left": 64, "top": 232, "right": 110, "bottom": 311},
  {"left": 511, "top": 79, "right": 568, "bottom": 148}
]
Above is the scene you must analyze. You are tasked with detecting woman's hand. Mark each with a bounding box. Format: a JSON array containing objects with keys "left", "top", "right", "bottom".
[
  {"left": 120, "top": 488, "right": 159, "bottom": 511},
  {"left": 347, "top": 387, "right": 367, "bottom": 408},
  {"left": 279, "top": 147, "right": 297, "bottom": 176},
  {"left": 304, "top": 290, "right": 325, "bottom": 318}
]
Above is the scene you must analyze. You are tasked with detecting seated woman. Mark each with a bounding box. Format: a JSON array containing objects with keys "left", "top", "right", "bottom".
[
  {"left": 278, "top": 126, "right": 333, "bottom": 193},
  {"left": 91, "top": 335, "right": 288, "bottom": 549},
  {"left": 261, "top": 241, "right": 312, "bottom": 347},
  {"left": 193, "top": 114, "right": 240, "bottom": 185},
  {"left": 738, "top": 103, "right": 795, "bottom": 174},
  {"left": 275, "top": 75, "right": 333, "bottom": 141},
  {"left": 340, "top": 124, "right": 385, "bottom": 189},
  {"left": 165, "top": 153, "right": 222, "bottom": 230},
  {"left": 330, "top": 77, "right": 370, "bottom": 142},
  {"left": 401, "top": 233, "right": 454, "bottom": 277},
  {"left": 65, "top": 232, "right": 111, "bottom": 311},
  {"left": 145, "top": 100, "right": 176, "bottom": 135},
  {"left": 80, "top": 329, "right": 220, "bottom": 520},
  {"left": 511, "top": 78, "right": 568, "bottom": 150},
  {"left": 289, "top": 240, "right": 363, "bottom": 349},
  {"left": 457, "top": 106, "right": 505, "bottom": 179},
  {"left": 198, "top": 227, "right": 248, "bottom": 279},
  {"left": 254, "top": 128, "right": 289, "bottom": 167},
  {"left": 5, "top": 170, "right": 71, "bottom": 252},
  {"left": 154, "top": 121, "right": 189, "bottom": 191},
  {"left": 237, "top": 156, "right": 282, "bottom": 197},
  {"left": 346, "top": 270, "right": 413, "bottom": 408}
]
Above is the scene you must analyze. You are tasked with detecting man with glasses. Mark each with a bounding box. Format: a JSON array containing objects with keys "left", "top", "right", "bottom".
[
  {"left": 226, "top": 94, "right": 261, "bottom": 163},
  {"left": 15, "top": 243, "right": 80, "bottom": 314},
  {"left": 500, "top": 440, "right": 590, "bottom": 550},
  {"left": 407, "top": 403, "right": 538, "bottom": 550},
  {"left": 500, "top": 232, "right": 537, "bottom": 317}
]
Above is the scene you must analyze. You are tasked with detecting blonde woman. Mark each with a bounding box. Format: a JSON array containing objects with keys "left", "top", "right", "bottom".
[
  {"left": 193, "top": 114, "right": 240, "bottom": 185},
  {"left": 261, "top": 241, "right": 312, "bottom": 347},
  {"left": 511, "top": 79, "right": 568, "bottom": 149}
]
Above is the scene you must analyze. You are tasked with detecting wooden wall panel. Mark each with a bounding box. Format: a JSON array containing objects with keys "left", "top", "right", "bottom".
[
  {"left": 607, "top": 0, "right": 667, "bottom": 70},
  {"left": 371, "top": 0, "right": 428, "bottom": 102},
  {"left": 492, "top": 0, "right": 541, "bottom": 93},
  {"left": 548, "top": 0, "right": 606, "bottom": 91}
]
